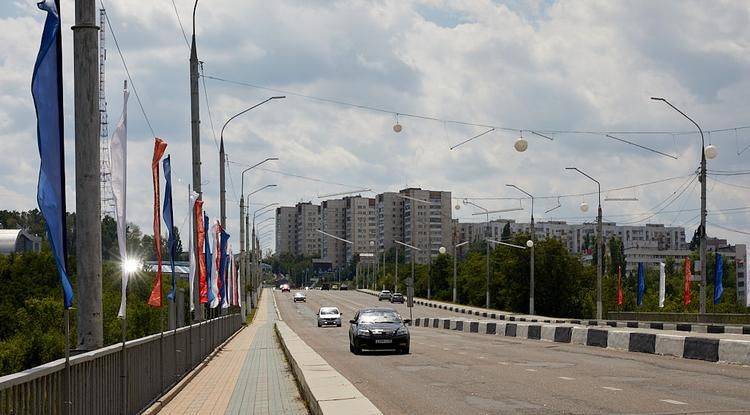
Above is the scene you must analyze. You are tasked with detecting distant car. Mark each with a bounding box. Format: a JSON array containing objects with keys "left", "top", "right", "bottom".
[
  {"left": 332, "top": 284, "right": 339, "bottom": 290},
  {"left": 348, "top": 308, "right": 410, "bottom": 354},
  {"left": 389, "top": 292, "right": 404, "bottom": 303},
  {"left": 281, "top": 284, "right": 291, "bottom": 293},
  {"left": 321, "top": 283, "right": 330, "bottom": 290},
  {"left": 304, "top": 286, "right": 310, "bottom": 290},
  {"left": 339, "top": 284, "right": 349, "bottom": 291},
  {"left": 317, "top": 306, "right": 342, "bottom": 327},
  {"left": 293, "top": 292, "right": 306, "bottom": 302},
  {"left": 378, "top": 290, "right": 392, "bottom": 301}
]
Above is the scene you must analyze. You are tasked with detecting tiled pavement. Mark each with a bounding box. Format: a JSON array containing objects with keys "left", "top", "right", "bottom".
[{"left": 159, "top": 290, "right": 308, "bottom": 415}]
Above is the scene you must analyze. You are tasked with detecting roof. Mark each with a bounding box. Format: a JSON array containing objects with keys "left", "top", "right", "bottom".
[
  {"left": 0, "top": 229, "right": 41, "bottom": 254},
  {"left": 359, "top": 307, "right": 398, "bottom": 313}
]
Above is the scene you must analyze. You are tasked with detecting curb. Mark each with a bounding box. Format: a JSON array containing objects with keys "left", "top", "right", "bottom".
[
  {"left": 275, "top": 321, "right": 382, "bottom": 415},
  {"left": 412, "top": 316, "right": 750, "bottom": 365},
  {"left": 358, "top": 289, "right": 750, "bottom": 336}
]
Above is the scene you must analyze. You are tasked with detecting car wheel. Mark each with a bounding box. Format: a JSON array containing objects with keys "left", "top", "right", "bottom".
[
  {"left": 350, "top": 342, "right": 359, "bottom": 354},
  {"left": 336, "top": 323, "right": 341, "bottom": 327},
  {"left": 317, "top": 322, "right": 321, "bottom": 327},
  {"left": 400, "top": 346, "right": 410, "bottom": 354}
]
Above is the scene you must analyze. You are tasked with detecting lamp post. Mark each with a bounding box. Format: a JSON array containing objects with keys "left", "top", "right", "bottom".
[
  {"left": 506, "top": 184, "right": 536, "bottom": 315},
  {"left": 566, "top": 167, "right": 603, "bottom": 320},
  {"left": 464, "top": 200, "right": 491, "bottom": 308},
  {"left": 395, "top": 240, "right": 420, "bottom": 321},
  {"left": 252, "top": 203, "right": 278, "bottom": 303},
  {"left": 651, "top": 97, "right": 714, "bottom": 315},
  {"left": 452, "top": 241, "right": 469, "bottom": 303},
  {"left": 239, "top": 182, "right": 276, "bottom": 317},
  {"left": 218, "top": 97, "right": 284, "bottom": 228}
]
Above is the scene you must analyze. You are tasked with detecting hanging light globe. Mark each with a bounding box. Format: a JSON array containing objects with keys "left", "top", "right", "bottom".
[
  {"left": 514, "top": 137, "right": 528, "bottom": 152},
  {"left": 393, "top": 123, "right": 402, "bottom": 133},
  {"left": 454, "top": 204, "right": 461, "bottom": 210},
  {"left": 526, "top": 240, "right": 534, "bottom": 248},
  {"left": 439, "top": 246, "right": 447, "bottom": 255},
  {"left": 704, "top": 144, "right": 718, "bottom": 160},
  {"left": 580, "top": 201, "right": 589, "bottom": 212}
]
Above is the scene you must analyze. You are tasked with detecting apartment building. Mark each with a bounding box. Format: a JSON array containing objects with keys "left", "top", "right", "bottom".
[
  {"left": 376, "top": 192, "right": 403, "bottom": 254},
  {"left": 275, "top": 206, "right": 296, "bottom": 255},
  {"left": 295, "top": 202, "right": 321, "bottom": 257},
  {"left": 401, "top": 188, "right": 452, "bottom": 264},
  {"left": 320, "top": 199, "right": 348, "bottom": 268},
  {"left": 345, "top": 196, "right": 377, "bottom": 263}
]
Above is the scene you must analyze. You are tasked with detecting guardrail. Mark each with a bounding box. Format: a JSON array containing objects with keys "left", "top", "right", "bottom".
[{"left": 0, "top": 314, "right": 242, "bottom": 415}]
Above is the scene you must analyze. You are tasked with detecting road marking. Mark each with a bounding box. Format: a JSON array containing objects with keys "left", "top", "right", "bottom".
[
  {"left": 660, "top": 399, "right": 687, "bottom": 405},
  {"left": 525, "top": 369, "right": 537, "bottom": 372},
  {"left": 601, "top": 387, "right": 622, "bottom": 391},
  {"left": 443, "top": 348, "right": 451, "bottom": 351},
  {"left": 558, "top": 376, "right": 575, "bottom": 380},
  {"left": 478, "top": 356, "right": 485, "bottom": 359},
  {"left": 498, "top": 362, "right": 508, "bottom": 365}
]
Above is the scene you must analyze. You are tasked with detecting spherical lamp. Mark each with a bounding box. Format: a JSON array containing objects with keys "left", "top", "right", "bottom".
[
  {"left": 438, "top": 246, "right": 447, "bottom": 255},
  {"left": 454, "top": 204, "right": 461, "bottom": 210},
  {"left": 514, "top": 137, "right": 528, "bottom": 152},
  {"left": 704, "top": 144, "right": 718, "bottom": 160},
  {"left": 526, "top": 240, "right": 534, "bottom": 248},
  {"left": 580, "top": 201, "right": 589, "bottom": 212},
  {"left": 393, "top": 123, "right": 402, "bottom": 133}
]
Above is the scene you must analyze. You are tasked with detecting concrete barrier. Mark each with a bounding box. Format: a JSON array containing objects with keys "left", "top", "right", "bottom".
[
  {"left": 275, "top": 321, "right": 381, "bottom": 415},
  {"left": 655, "top": 334, "right": 685, "bottom": 358}
]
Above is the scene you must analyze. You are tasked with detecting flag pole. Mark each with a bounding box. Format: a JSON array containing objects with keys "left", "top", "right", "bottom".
[
  {"left": 64, "top": 308, "right": 71, "bottom": 415},
  {"left": 120, "top": 303, "right": 127, "bottom": 415}
]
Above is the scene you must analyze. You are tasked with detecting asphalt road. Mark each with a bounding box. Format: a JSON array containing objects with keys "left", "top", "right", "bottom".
[{"left": 274, "top": 289, "right": 750, "bottom": 415}]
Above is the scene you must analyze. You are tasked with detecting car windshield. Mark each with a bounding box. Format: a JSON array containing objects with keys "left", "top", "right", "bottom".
[
  {"left": 359, "top": 311, "right": 401, "bottom": 323},
  {"left": 381, "top": 291, "right": 390, "bottom": 294},
  {"left": 320, "top": 308, "right": 339, "bottom": 315}
]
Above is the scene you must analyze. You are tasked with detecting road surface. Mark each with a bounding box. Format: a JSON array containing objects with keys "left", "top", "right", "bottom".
[{"left": 274, "top": 289, "right": 750, "bottom": 415}]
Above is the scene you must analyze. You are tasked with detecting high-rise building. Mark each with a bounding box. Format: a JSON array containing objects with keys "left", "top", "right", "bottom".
[
  {"left": 295, "top": 202, "right": 321, "bottom": 257},
  {"left": 376, "top": 192, "right": 403, "bottom": 255},
  {"left": 345, "top": 196, "right": 377, "bottom": 263},
  {"left": 400, "top": 188, "right": 452, "bottom": 264},
  {"left": 275, "top": 206, "right": 296, "bottom": 255},
  {"left": 321, "top": 198, "right": 348, "bottom": 268}
]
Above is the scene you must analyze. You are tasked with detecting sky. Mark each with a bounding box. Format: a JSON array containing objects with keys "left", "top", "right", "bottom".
[{"left": 1, "top": 0, "right": 749, "bottom": 255}]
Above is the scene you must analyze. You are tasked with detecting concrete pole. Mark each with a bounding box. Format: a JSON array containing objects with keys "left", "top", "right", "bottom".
[
  {"left": 453, "top": 249, "right": 457, "bottom": 303},
  {"left": 219, "top": 140, "right": 226, "bottom": 228},
  {"left": 239, "top": 197, "right": 245, "bottom": 318},
  {"left": 189, "top": 2, "right": 202, "bottom": 322},
  {"left": 596, "top": 202, "right": 603, "bottom": 320},
  {"left": 394, "top": 247, "right": 399, "bottom": 292},
  {"left": 530, "top": 205, "right": 535, "bottom": 316},
  {"left": 73, "top": 0, "right": 103, "bottom": 351},
  {"left": 486, "top": 213, "right": 490, "bottom": 309},
  {"left": 700, "top": 152, "right": 707, "bottom": 315}
]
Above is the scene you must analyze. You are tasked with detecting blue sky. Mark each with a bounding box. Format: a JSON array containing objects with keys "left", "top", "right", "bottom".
[{"left": 1, "top": 0, "right": 749, "bottom": 253}]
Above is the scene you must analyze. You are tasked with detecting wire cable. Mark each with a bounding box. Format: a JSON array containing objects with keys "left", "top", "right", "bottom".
[
  {"left": 199, "top": 63, "right": 220, "bottom": 151},
  {"left": 168, "top": 0, "right": 190, "bottom": 49}
]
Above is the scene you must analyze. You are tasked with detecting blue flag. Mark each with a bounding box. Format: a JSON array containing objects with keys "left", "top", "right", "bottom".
[
  {"left": 32, "top": 0, "right": 73, "bottom": 309},
  {"left": 204, "top": 214, "right": 214, "bottom": 304},
  {"left": 163, "top": 156, "right": 176, "bottom": 301},
  {"left": 637, "top": 262, "right": 645, "bottom": 306},
  {"left": 218, "top": 228, "right": 230, "bottom": 307},
  {"left": 714, "top": 253, "right": 724, "bottom": 304}
]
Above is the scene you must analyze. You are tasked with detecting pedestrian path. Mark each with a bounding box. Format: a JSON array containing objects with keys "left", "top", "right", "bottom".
[{"left": 159, "top": 289, "right": 308, "bottom": 415}]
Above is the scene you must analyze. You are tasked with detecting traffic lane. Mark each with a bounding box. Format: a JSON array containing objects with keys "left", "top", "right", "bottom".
[{"left": 277, "top": 290, "right": 750, "bottom": 414}]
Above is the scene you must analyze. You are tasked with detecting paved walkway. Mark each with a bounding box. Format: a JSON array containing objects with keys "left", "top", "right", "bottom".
[{"left": 159, "top": 289, "right": 307, "bottom": 415}]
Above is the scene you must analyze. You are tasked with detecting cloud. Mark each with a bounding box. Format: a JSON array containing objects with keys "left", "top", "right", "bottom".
[{"left": 1, "top": 0, "right": 748, "bottom": 252}]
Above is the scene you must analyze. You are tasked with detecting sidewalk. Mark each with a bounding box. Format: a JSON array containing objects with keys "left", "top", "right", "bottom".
[{"left": 159, "top": 289, "right": 307, "bottom": 415}]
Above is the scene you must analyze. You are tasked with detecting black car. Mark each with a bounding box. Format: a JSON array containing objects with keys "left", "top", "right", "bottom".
[
  {"left": 348, "top": 308, "right": 410, "bottom": 354},
  {"left": 339, "top": 284, "right": 349, "bottom": 291},
  {"left": 389, "top": 292, "right": 404, "bottom": 303}
]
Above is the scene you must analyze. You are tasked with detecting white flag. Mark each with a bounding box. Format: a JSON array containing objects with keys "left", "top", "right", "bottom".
[
  {"left": 112, "top": 83, "right": 129, "bottom": 318},
  {"left": 188, "top": 190, "right": 198, "bottom": 312},
  {"left": 209, "top": 221, "right": 220, "bottom": 308},
  {"left": 659, "top": 262, "right": 666, "bottom": 308}
]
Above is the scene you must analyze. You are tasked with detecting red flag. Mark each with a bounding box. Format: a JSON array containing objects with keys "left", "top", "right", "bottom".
[
  {"left": 195, "top": 199, "right": 208, "bottom": 304},
  {"left": 617, "top": 265, "right": 623, "bottom": 306},
  {"left": 684, "top": 258, "right": 692, "bottom": 306},
  {"left": 148, "top": 138, "right": 168, "bottom": 307}
]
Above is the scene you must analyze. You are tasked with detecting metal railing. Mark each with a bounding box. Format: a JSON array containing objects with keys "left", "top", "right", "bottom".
[{"left": 0, "top": 314, "right": 242, "bottom": 415}]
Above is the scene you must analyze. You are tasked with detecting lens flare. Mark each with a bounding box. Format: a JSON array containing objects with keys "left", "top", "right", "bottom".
[{"left": 122, "top": 258, "right": 141, "bottom": 273}]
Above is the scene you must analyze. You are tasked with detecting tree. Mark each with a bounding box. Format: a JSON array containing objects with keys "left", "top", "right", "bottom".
[{"left": 501, "top": 222, "right": 511, "bottom": 240}]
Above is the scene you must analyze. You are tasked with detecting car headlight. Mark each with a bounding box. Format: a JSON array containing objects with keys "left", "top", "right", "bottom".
[
  {"left": 396, "top": 327, "right": 408, "bottom": 335},
  {"left": 357, "top": 329, "right": 371, "bottom": 336}
]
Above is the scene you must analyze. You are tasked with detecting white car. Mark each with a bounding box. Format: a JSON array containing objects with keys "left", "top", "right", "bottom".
[
  {"left": 293, "top": 292, "right": 306, "bottom": 302},
  {"left": 317, "top": 306, "right": 342, "bottom": 327}
]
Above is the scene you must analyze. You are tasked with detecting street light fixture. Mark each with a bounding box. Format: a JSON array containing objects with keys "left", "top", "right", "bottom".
[
  {"left": 651, "top": 96, "right": 712, "bottom": 314},
  {"left": 395, "top": 240, "right": 420, "bottom": 321},
  {"left": 463, "top": 200, "right": 493, "bottom": 309},
  {"left": 566, "top": 167, "right": 603, "bottom": 320},
  {"left": 219, "top": 98, "right": 284, "bottom": 228},
  {"left": 506, "top": 183, "right": 536, "bottom": 315},
  {"left": 452, "top": 241, "right": 470, "bottom": 303}
]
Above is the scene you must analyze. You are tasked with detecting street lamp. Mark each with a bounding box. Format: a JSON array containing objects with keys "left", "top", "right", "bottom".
[
  {"left": 566, "top": 167, "right": 603, "bottom": 320},
  {"left": 463, "top": 200, "right": 492, "bottom": 309},
  {"left": 651, "top": 97, "right": 712, "bottom": 314},
  {"left": 452, "top": 241, "right": 469, "bottom": 303},
  {"left": 251, "top": 202, "right": 278, "bottom": 302},
  {"left": 239, "top": 180, "right": 276, "bottom": 317},
  {"left": 219, "top": 97, "right": 284, "bottom": 228},
  {"left": 395, "top": 240, "right": 420, "bottom": 321},
  {"left": 506, "top": 184, "right": 536, "bottom": 315}
]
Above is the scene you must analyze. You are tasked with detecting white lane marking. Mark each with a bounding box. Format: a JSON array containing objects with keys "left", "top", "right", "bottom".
[
  {"left": 443, "top": 348, "right": 451, "bottom": 351},
  {"left": 660, "top": 399, "right": 687, "bottom": 405},
  {"left": 498, "top": 362, "right": 508, "bottom": 365},
  {"left": 602, "top": 387, "right": 622, "bottom": 391},
  {"left": 558, "top": 376, "right": 575, "bottom": 380},
  {"left": 478, "top": 356, "right": 486, "bottom": 359},
  {"left": 525, "top": 369, "right": 537, "bottom": 372}
]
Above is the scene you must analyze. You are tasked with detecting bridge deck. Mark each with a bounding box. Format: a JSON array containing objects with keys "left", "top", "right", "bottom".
[{"left": 159, "top": 289, "right": 307, "bottom": 415}]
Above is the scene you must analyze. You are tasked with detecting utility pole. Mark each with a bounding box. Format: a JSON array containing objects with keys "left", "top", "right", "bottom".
[
  {"left": 219, "top": 140, "right": 225, "bottom": 228},
  {"left": 73, "top": 0, "right": 103, "bottom": 350},
  {"left": 190, "top": 0, "right": 202, "bottom": 321}
]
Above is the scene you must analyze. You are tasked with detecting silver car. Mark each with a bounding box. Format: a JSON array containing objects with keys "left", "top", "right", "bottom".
[{"left": 317, "top": 306, "right": 342, "bottom": 327}]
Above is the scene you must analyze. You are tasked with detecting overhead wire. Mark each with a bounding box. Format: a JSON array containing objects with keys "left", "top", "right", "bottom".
[
  {"left": 614, "top": 173, "right": 698, "bottom": 225},
  {"left": 168, "top": 0, "right": 190, "bottom": 49}
]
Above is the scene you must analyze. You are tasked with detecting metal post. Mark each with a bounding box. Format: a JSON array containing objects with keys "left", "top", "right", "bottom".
[
  {"left": 120, "top": 310, "right": 127, "bottom": 415},
  {"left": 395, "top": 246, "right": 399, "bottom": 292},
  {"left": 485, "top": 213, "right": 490, "bottom": 309},
  {"left": 219, "top": 140, "right": 226, "bottom": 228},
  {"left": 74, "top": 0, "right": 103, "bottom": 351},
  {"left": 63, "top": 308, "right": 72, "bottom": 415},
  {"left": 453, "top": 249, "right": 457, "bottom": 303},
  {"left": 596, "top": 200, "right": 603, "bottom": 320},
  {"left": 507, "top": 184, "right": 536, "bottom": 315},
  {"left": 239, "top": 197, "right": 245, "bottom": 318},
  {"left": 190, "top": 0, "right": 202, "bottom": 323}
]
